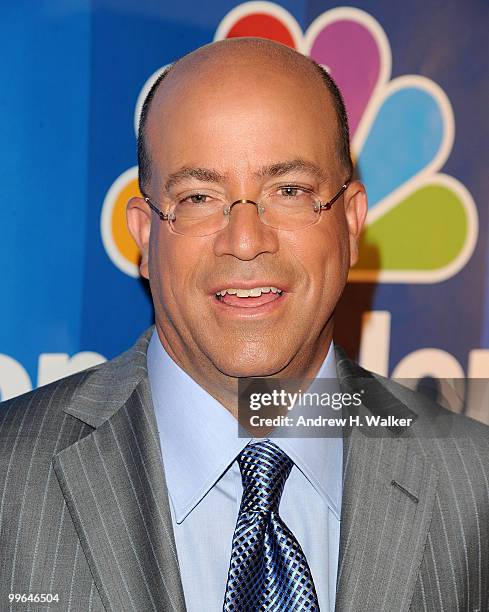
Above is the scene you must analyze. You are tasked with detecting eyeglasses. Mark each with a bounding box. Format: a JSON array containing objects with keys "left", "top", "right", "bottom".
[{"left": 142, "top": 180, "right": 350, "bottom": 237}]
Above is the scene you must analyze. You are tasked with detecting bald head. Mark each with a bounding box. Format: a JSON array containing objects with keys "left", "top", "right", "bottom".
[{"left": 137, "top": 38, "right": 352, "bottom": 192}]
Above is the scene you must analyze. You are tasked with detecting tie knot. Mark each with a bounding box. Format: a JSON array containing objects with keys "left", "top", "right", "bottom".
[{"left": 238, "top": 440, "right": 293, "bottom": 514}]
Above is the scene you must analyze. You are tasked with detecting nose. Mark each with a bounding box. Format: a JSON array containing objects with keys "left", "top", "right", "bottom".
[{"left": 213, "top": 199, "right": 279, "bottom": 260}]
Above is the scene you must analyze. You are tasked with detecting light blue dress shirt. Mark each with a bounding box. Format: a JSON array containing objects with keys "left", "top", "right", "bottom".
[{"left": 147, "top": 329, "right": 342, "bottom": 611}]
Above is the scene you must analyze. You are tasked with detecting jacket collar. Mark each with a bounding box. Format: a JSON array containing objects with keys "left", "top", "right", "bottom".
[{"left": 63, "top": 327, "right": 153, "bottom": 428}]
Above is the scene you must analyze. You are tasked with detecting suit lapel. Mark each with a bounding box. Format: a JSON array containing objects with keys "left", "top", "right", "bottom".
[
  {"left": 334, "top": 348, "right": 439, "bottom": 611},
  {"left": 53, "top": 329, "right": 186, "bottom": 612}
]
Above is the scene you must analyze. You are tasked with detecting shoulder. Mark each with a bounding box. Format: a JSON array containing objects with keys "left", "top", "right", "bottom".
[
  {"left": 0, "top": 369, "right": 96, "bottom": 459},
  {"left": 373, "top": 369, "right": 489, "bottom": 450},
  {"left": 0, "top": 326, "right": 153, "bottom": 457},
  {"left": 0, "top": 370, "right": 97, "bottom": 504},
  {"left": 383, "top": 376, "right": 489, "bottom": 500},
  {"left": 335, "top": 345, "right": 489, "bottom": 470}
]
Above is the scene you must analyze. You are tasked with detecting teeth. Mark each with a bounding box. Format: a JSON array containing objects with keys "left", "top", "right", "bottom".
[{"left": 216, "top": 286, "right": 282, "bottom": 298}]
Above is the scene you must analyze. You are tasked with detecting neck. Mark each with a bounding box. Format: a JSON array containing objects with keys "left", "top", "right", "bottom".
[{"left": 154, "top": 321, "right": 334, "bottom": 419}]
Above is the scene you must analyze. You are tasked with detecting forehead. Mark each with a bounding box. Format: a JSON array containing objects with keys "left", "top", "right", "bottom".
[{"left": 145, "top": 47, "right": 340, "bottom": 184}]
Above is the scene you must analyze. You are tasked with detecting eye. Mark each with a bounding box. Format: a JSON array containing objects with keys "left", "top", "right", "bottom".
[
  {"left": 278, "top": 185, "right": 307, "bottom": 198},
  {"left": 181, "top": 193, "right": 210, "bottom": 204}
]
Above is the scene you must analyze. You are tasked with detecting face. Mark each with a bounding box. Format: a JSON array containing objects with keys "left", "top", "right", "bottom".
[{"left": 128, "top": 50, "right": 367, "bottom": 380}]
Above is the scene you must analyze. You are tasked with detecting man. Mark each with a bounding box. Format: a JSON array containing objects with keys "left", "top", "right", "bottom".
[{"left": 0, "top": 38, "right": 488, "bottom": 612}]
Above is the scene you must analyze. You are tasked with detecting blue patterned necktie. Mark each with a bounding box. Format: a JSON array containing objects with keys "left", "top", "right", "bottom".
[{"left": 223, "top": 440, "right": 319, "bottom": 611}]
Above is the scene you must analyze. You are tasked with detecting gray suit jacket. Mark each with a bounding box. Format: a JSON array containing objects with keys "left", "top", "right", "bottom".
[{"left": 1, "top": 328, "right": 488, "bottom": 611}]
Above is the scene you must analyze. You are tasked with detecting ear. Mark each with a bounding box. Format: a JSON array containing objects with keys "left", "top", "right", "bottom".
[
  {"left": 343, "top": 181, "right": 368, "bottom": 267},
  {"left": 126, "top": 196, "right": 152, "bottom": 279}
]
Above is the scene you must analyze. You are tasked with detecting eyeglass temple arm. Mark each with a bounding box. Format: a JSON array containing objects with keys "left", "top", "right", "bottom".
[
  {"left": 143, "top": 196, "right": 174, "bottom": 221},
  {"left": 319, "top": 179, "right": 351, "bottom": 211}
]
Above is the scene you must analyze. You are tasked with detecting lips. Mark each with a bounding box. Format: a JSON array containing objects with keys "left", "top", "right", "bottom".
[
  {"left": 219, "top": 291, "right": 282, "bottom": 308},
  {"left": 213, "top": 284, "right": 286, "bottom": 310}
]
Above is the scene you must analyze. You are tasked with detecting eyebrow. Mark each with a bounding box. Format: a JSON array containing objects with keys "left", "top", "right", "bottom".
[
  {"left": 255, "top": 159, "right": 327, "bottom": 182},
  {"left": 164, "top": 158, "right": 327, "bottom": 192},
  {"left": 164, "top": 167, "right": 227, "bottom": 192}
]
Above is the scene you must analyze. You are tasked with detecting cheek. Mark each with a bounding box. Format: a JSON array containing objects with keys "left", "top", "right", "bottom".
[
  {"left": 288, "top": 220, "right": 348, "bottom": 297},
  {"left": 149, "top": 230, "right": 192, "bottom": 309},
  {"left": 149, "top": 230, "right": 215, "bottom": 321}
]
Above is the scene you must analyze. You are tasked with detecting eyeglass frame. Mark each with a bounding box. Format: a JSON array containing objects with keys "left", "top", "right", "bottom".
[{"left": 141, "top": 178, "right": 351, "bottom": 235}]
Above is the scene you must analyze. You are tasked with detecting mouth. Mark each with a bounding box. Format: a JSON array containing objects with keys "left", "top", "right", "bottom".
[{"left": 214, "top": 285, "right": 285, "bottom": 309}]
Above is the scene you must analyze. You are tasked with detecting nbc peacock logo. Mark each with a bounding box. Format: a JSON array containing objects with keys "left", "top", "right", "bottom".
[{"left": 101, "top": 3, "right": 477, "bottom": 283}]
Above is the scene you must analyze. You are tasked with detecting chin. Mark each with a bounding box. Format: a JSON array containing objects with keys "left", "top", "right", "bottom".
[{"left": 212, "top": 350, "right": 290, "bottom": 378}]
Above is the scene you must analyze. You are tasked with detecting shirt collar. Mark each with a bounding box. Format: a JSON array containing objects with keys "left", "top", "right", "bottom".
[
  {"left": 147, "top": 328, "right": 342, "bottom": 523},
  {"left": 270, "top": 349, "right": 343, "bottom": 519}
]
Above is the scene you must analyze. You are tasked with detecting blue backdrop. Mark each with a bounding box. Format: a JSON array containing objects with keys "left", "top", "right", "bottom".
[{"left": 1, "top": 0, "right": 488, "bottom": 420}]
